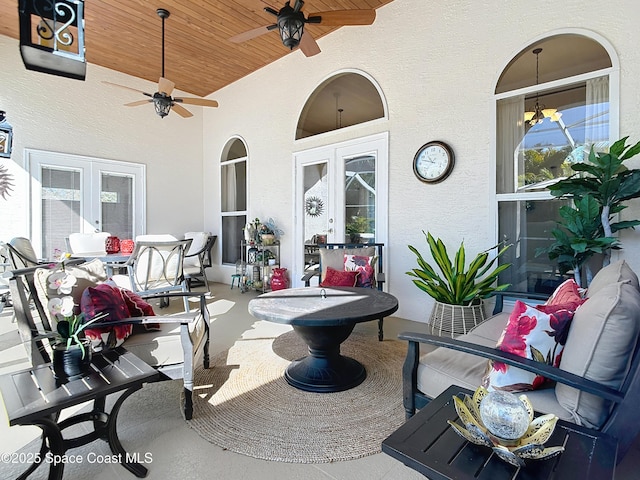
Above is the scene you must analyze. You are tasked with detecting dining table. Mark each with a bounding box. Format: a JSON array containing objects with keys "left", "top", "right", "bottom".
[
  {"left": 71, "top": 252, "right": 131, "bottom": 275},
  {"left": 248, "top": 286, "right": 399, "bottom": 393}
]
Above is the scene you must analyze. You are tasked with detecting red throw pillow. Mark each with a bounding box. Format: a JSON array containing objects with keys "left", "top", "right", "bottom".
[
  {"left": 344, "top": 254, "right": 375, "bottom": 288},
  {"left": 482, "top": 299, "right": 577, "bottom": 392},
  {"left": 119, "top": 288, "right": 160, "bottom": 331},
  {"left": 81, "top": 283, "right": 133, "bottom": 349},
  {"left": 545, "top": 279, "right": 584, "bottom": 309},
  {"left": 320, "top": 267, "right": 359, "bottom": 287}
]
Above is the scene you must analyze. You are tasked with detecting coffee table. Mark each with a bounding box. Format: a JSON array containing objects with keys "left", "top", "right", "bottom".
[
  {"left": 0, "top": 347, "right": 158, "bottom": 479},
  {"left": 248, "top": 286, "right": 398, "bottom": 393},
  {"left": 382, "top": 385, "right": 617, "bottom": 480}
]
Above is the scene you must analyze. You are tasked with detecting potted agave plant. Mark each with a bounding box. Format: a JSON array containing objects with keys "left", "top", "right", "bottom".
[{"left": 407, "top": 231, "right": 512, "bottom": 336}]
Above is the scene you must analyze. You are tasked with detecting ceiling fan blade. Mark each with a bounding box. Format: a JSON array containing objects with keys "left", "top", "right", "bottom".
[
  {"left": 175, "top": 97, "right": 219, "bottom": 107},
  {"left": 158, "top": 77, "right": 175, "bottom": 96},
  {"left": 124, "top": 100, "right": 153, "bottom": 107},
  {"left": 103, "top": 81, "right": 153, "bottom": 97},
  {"left": 309, "top": 10, "right": 376, "bottom": 26},
  {"left": 299, "top": 32, "right": 321, "bottom": 57},
  {"left": 229, "top": 25, "right": 273, "bottom": 43},
  {"left": 171, "top": 103, "right": 193, "bottom": 118}
]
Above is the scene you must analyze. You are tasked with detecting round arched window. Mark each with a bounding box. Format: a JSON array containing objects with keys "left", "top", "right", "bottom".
[{"left": 296, "top": 72, "right": 385, "bottom": 139}]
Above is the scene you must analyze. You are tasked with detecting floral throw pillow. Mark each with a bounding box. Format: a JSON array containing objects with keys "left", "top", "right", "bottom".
[
  {"left": 344, "top": 254, "right": 375, "bottom": 288},
  {"left": 482, "top": 300, "right": 577, "bottom": 392},
  {"left": 320, "top": 267, "right": 359, "bottom": 287}
]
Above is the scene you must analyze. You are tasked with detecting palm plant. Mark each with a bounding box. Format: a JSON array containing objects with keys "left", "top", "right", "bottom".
[
  {"left": 407, "top": 231, "right": 512, "bottom": 306},
  {"left": 539, "top": 137, "right": 640, "bottom": 285}
]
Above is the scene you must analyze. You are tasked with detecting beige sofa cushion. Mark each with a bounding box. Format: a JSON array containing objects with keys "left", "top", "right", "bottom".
[
  {"left": 416, "top": 311, "right": 574, "bottom": 421},
  {"left": 33, "top": 259, "right": 108, "bottom": 325},
  {"left": 587, "top": 259, "right": 640, "bottom": 297},
  {"left": 123, "top": 315, "right": 207, "bottom": 368},
  {"left": 556, "top": 281, "right": 640, "bottom": 429},
  {"left": 417, "top": 313, "right": 506, "bottom": 398},
  {"left": 319, "top": 246, "right": 376, "bottom": 282}
]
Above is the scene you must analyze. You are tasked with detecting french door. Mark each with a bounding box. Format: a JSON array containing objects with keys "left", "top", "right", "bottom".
[
  {"left": 27, "top": 149, "right": 145, "bottom": 258},
  {"left": 293, "top": 133, "right": 388, "bottom": 287}
]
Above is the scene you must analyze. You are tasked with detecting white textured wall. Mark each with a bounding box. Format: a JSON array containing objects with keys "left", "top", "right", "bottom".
[
  {"left": 2, "top": 1, "right": 640, "bottom": 323},
  {"left": 203, "top": 0, "right": 640, "bottom": 323},
  {"left": 0, "top": 34, "right": 205, "bottom": 244}
]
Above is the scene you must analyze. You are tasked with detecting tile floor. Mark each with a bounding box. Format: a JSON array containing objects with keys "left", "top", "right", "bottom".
[{"left": 0, "top": 282, "right": 637, "bottom": 479}]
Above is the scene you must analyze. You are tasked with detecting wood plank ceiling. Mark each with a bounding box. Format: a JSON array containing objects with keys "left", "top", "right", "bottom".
[{"left": 0, "top": 1, "right": 394, "bottom": 98}]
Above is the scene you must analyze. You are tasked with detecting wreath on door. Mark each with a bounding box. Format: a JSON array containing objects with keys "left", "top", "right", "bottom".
[{"left": 305, "top": 196, "right": 324, "bottom": 217}]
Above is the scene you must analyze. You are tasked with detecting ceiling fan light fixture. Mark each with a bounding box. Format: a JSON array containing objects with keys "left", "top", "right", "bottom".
[
  {"left": 153, "top": 94, "right": 172, "bottom": 118},
  {"left": 278, "top": 14, "right": 305, "bottom": 49}
]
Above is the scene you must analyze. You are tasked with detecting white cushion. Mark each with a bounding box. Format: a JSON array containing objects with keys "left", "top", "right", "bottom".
[
  {"left": 184, "top": 232, "right": 209, "bottom": 268},
  {"left": 68, "top": 232, "right": 111, "bottom": 255},
  {"left": 123, "top": 315, "right": 207, "bottom": 367}
]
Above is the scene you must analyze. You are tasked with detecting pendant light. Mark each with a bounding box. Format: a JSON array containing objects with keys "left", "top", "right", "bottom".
[{"left": 524, "top": 48, "right": 558, "bottom": 126}]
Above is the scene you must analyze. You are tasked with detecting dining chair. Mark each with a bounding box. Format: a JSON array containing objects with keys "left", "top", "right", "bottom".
[
  {"left": 4, "top": 237, "right": 45, "bottom": 269},
  {"left": 111, "top": 239, "right": 193, "bottom": 312},
  {"left": 301, "top": 242, "right": 386, "bottom": 340},
  {"left": 66, "top": 232, "right": 111, "bottom": 255},
  {"left": 183, "top": 232, "right": 217, "bottom": 293}
]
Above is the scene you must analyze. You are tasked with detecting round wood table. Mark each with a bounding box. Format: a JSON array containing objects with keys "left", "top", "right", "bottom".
[{"left": 248, "top": 286, "right": 399, "bottom": 392}]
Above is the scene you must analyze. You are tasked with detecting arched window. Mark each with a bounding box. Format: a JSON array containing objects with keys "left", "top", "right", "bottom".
[
  {"left": 220, "top": 137, "right": 247, "bottom": 265},
  {"left": 296, "top": 71, "right": 385, "bottom": 139},
  {"left": 495, "top": 33, "right": 616, "bottom": 293}
]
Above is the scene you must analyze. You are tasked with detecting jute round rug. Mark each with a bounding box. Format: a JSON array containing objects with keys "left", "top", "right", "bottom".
[{"left": 185, "top": 322, "right": 407, "bottom": 463}]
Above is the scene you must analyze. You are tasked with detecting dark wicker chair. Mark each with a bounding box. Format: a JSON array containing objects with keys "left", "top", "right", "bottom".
[{"left": 400, "top": 260, "right": 640, "bottom": 463}]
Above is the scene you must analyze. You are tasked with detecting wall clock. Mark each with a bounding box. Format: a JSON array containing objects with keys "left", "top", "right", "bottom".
[{"left": 413, "top": 141, "right": 455, "bottom": 183}]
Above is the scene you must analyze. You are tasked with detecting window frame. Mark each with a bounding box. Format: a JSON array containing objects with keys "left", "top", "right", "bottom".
[
  {"left": 493, "top": 31, "right": 619, "bottom": 293},
  {"left": 220, "top": 138, "right": 248, "bottom": 266}
]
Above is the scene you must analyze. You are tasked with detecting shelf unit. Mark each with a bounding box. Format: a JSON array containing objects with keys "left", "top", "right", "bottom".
[{"left": 240, "top": 241, "right": 280, "bottom": 293}]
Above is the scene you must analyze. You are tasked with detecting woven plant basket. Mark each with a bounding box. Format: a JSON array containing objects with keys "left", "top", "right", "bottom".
[{"left": 428, "top": 300, "right": 486, "bottom": 338}]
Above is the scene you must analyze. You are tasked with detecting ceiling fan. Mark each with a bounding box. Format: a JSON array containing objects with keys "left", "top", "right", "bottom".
[
  {"left": 229, "top": 0, "right": 376, "bottom": 57},
  {"left": 103, "top": 9, "right": 219, "bottom": 119}
]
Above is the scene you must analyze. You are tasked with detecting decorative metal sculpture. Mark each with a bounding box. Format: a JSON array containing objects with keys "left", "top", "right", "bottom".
[
  {"left": 448, "top": 386, "right": 564, "bottom": 467},
  {"left": 305, "top": 196, "right": 324, "bottom": 216}
]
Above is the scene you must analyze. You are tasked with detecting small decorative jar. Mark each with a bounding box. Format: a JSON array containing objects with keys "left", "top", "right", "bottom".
[
  {"left": 247, "top": 247, "right": 259, "bottom": 264},
  {"left": 270, "top": 267, "right": 288, "bottom": 291},
  {"left": 120, "top": 239, "right": 135, "bottom": 254},
  {"left": 261, "top": 233, "right": 275, "bottom": 245},
  {"left": 105, "top": 236, "right": 121, "bottom": 254}
]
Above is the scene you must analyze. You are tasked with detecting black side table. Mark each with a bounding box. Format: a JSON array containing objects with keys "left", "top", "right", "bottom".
[
  {"left": 382, "top": 385, "right": 617, "bottom": 480},
  {"left": 0, "top": 347, "right": 158, "bottom": 479}
]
